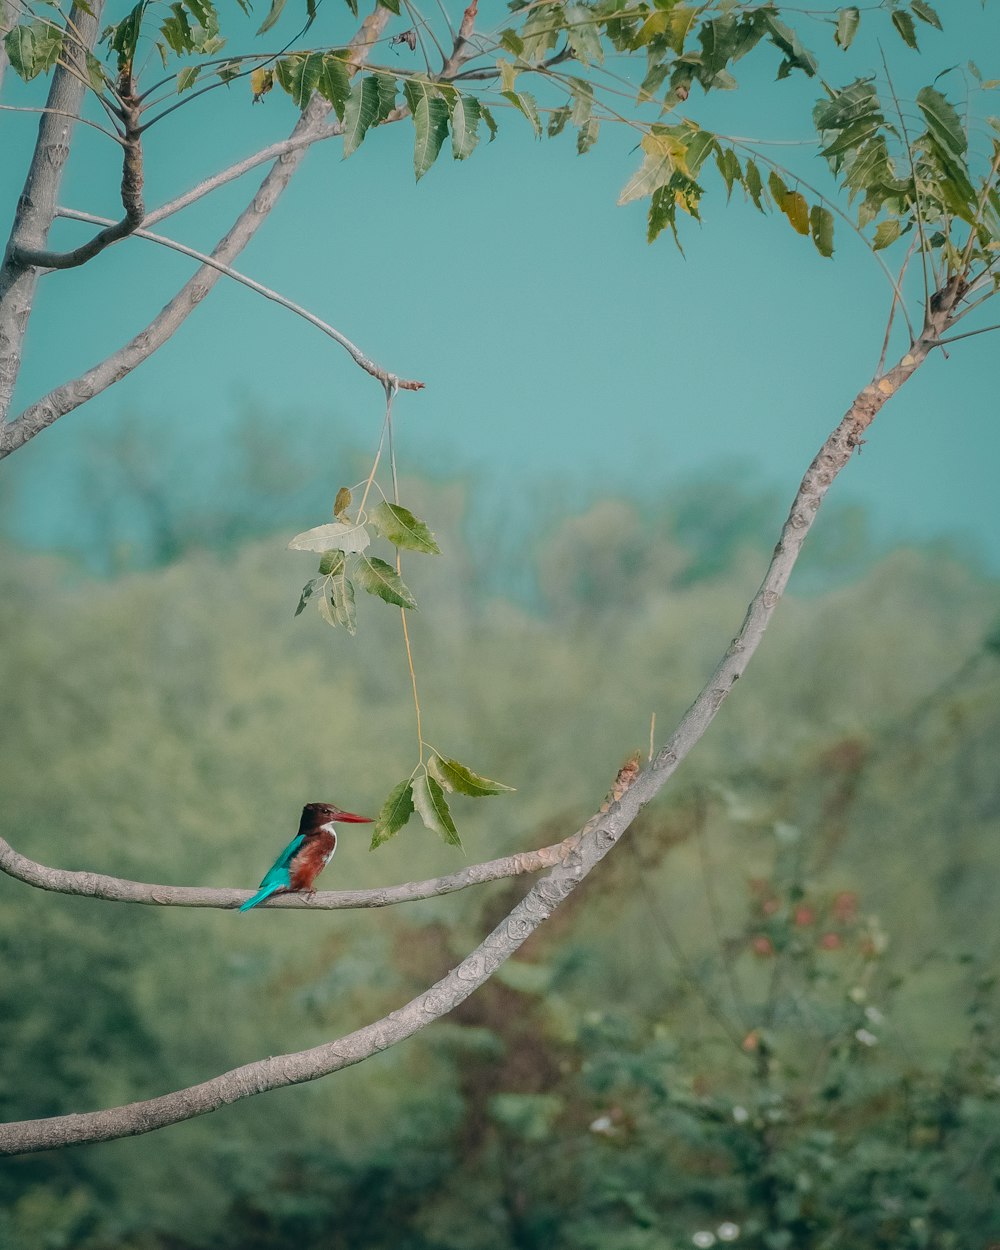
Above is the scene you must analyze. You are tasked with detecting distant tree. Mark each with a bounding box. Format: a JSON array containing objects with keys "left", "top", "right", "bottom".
[{"left": 1, "top": 0, "right": 999, "bottom": 1154}]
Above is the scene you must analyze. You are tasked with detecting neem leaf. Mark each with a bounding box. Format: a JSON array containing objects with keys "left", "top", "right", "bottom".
[
  {"left": 404, "top": 79, "right": 450, "bottom": 179},
  {"left": 428, "top": 754, "right": 515, "bottom": 797},
  {"left": 343, "top": 75, "right": 379, "bottom": 156},
  {"left": 446, "top": 91, "right": 481, "bottom": 160},
  {"left": 330, "top": 570, "right": 357, "bottom": 634},
  {"left": 911, "top": 0, "right": 941, "bottom": 30},
  {"left": 319, "top": 550, "right": 346, "bottom": 576},
  {"left": 872, "top": 217, "right": 901, "bottom": 250},
  {"left": 413, "top": 775, "right": 462, "bottom": 847},
  {"left": 288, "top": 520, "right": 370, "bottom": 554},
  {"left": 355, "top": 556, "right": 417, "bottom": 609},
  {"left": 834, "top": 7, "right": 859, "bottom": 50},
  {"left": 810, "top": 204, "right": 834, "bottom": 257},
  {"left": 780, "top": 189, "right": 810, "bottom": 235},
  {"left": 564, "top": 4, "right": 603, "bottom": 66},
  {"left": 369, "top": 502, "right": 441, "bottom": 555},
  {"left": 256, "top": 0, "right": 287, "bottom": 35},
  {"left": 891, "top": 9, "right": 918, "bottom": 49},
  {"left": 371, "top": 779, "right": 415, "bottom": 848},
  {"left": 294, "top": 578, "right": 322, "bottom": 616},
  {"left": 917, "top": 85, "right": 967, "bottom": 157}
]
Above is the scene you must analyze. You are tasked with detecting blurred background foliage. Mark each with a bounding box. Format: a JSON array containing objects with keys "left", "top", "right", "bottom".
[{"left": 1, "top": 410, "right": 999, "bottom": 1248}]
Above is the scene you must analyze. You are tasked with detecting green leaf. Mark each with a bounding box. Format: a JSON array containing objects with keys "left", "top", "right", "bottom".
[
  {"left": 715, "top": 146, "right": 742, "bottom": 198},
  {"left": 369, "top": 502, "right": 441, "bottom": 555},
  {"left": 891, "top": 9, "right": 918, "bottom": 49},
  {"left": 480, "top": 103, "right": 498, "bottom": 142},
  {"left": 872, "top": 218, "right": 901, "bottom": 250},
  {"left": 569, "top": 78, "right": 593, "bottom": 126},
  {"left": 501, "top": 89, "right": 541, "bottom": 137},
  {"left": 404, "top": 79, "right": 450, "bottom": 179},
  {"left": 499, "top": 28, "right": 524, "bottom": 56},
  {"left": 105, "top": 1, "right": 147, "bottom": 71},
  {"left": 519, "top": 1, "right": 560, "bottom": 62},
  {"left": 745, "top": 158, "right": 765, "bottom": 210},
  {"left": 355, "top": 557, "right": 417, "bottom": 609},
  {"left": 548, "top": 105, "right": 571, "bottom": 137},
  {"left": 378, "top": 0, "right": 401, "bottom": 13},
  {"left": 330, "top": 570, "right": 357, "bottom": 634},
  {"left": 372, "top": 71, "right": 397, "bottom": 123},
  {"left": 446, "top": 92, "right": 481, "bottom": 160},
  {"left": 333, "top": 486, "right": 352, "bottom": 517},
  {"left": 371, "top": 780, "right": 414, "bottom": 848},
  {"left": 577, "top": 117, "right": 599, "bottom": 154},
  {"left": 177, "top": 64, "right": 201, "bottom": 91},
  {"left": 834, "top": 7, "right": 859, "bottom": 50},
  {"left": 85, "top": 50, "right": 107, "bottom": 91},
  {"left": 294, "top": 578, "right": 322, "bottom": 616},
  {"left": 255, "top": 0, "right": 287, "bottom": 34},
  {"left": 761, "top": 10, "right": 818, "bottom": 76},
  {"left": 911, "top": 0, "right": 942, "bottom": 29},
  {"left": 318, "top": 53, "right": 352, "bottom": 120},
  {"left": 810, "top": 204, "right": 834, "bottom": 257},
  {"left": 317, "top": 590, "right": 338, "bottom": 629},
  {"left": 288, "top": 520, "right": 370, "bottom": 554},
  {"left": 413, "top": 775, "right": 461, "bottom": 846},
  {"left": 274, "top": 51, "right": 324, "bottom": 110},
  {"left": 768, "top": 169, "right": 789, "bottom": 203},
  {"left": 342, "top": 75, "right": 380, "bottom": 156},
  {"left": 917, "top": 86, "right": 966, "bottom": 158},
  {"left": 564, "top": 4, "right": 603, "bottom": 65},
  {"left": 428, "top": 754, "right": 515, "bottom": 797}
]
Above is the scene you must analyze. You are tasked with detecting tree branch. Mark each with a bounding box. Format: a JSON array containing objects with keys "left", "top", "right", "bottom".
[
  {"left": 11, "top": 78, "right": 144, "bottom": 270},
  {"left": 0, "top": 832, "right": 580, "bottom": 910},
  {"left": 0, "top": 4, "right": 393, "bottom": 459},
  {"left": 51, "top": 208, "right": 424, "bottom": 390},
  {"left": 0, "top": 0, "right": 107, "bottom": 427},
  {"left": 0, "top": 310, "right": 953, "bottom": 1154}
]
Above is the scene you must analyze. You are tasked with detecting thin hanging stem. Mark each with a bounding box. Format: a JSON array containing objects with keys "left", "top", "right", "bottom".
[{"left": 385, "top": 381, "right": 424, "bottom": 760}]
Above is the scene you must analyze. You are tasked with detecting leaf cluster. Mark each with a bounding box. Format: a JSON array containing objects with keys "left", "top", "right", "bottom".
[{"left": 290, "top": 494, "right": 438, "bottom": 633}]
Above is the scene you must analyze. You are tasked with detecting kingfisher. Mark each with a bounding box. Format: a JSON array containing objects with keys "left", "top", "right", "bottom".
[{"left": 239, "top": 802, "right": 373, "bottom": 912}]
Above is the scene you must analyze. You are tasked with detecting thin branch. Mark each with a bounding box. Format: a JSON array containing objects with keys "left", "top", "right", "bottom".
[
  {"left": 931, "top": 320, "right": 1000, "bottom": 347},
  {"left": 53, "top": 208, "right": 424, "bottom": 390},
  {"left": 0, "top": 101, "right": 124, "bottom": 143},
  {"left": 880, "top": 48, "right": 930, "bottom": 315},
  {"left": 143, "top": 126, "right": 343, "bottom": 227},
  {"left": 0, "top": 4, "right": 393, "bottom": 459},
  {"left": 0, "top": 833, "right": 581, "bottom": 910},
  {"left": 0, "top": 325, "right": 949, "bottom": 1154},
  {"left": 13, "top": 82, "right": 145, "bottom": 270}
]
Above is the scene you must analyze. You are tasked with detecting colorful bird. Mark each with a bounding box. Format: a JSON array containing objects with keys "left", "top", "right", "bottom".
[{"left": 239, "top": 802, "right": 373, "bottom": 912}]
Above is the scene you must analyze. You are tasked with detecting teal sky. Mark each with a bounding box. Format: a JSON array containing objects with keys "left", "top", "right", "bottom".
[{"left": 2, "top": 1, "right": 999, "bottom": 568}]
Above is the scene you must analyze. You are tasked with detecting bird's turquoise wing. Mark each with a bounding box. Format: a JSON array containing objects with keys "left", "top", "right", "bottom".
[
  {"left": 239, "top": 834, "right": 305, "bottom": 913},
  {"left": 256, "top": 833, "right": 305, "bottom": 890}
]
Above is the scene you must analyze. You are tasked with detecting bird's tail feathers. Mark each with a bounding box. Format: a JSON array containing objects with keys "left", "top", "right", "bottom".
[{"left": 239, "top": 882, "right": 284, "bottom": 913}]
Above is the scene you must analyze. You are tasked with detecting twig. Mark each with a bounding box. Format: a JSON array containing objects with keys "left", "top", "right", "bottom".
[{"left": 52, "top": 208, "right": 424, "bottom": 390}]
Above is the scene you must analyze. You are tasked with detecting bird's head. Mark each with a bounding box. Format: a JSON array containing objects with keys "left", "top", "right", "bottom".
[{"left": 299, "top": 802, "right": 373, "bottom": 835}]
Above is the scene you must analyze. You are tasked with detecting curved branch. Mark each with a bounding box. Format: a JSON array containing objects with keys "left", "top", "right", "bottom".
[
  {"left": 12, "top": 86, "right": 144, "bottom": 271},
  {"left": 52, "top": 209, "right": 424, "bottom": 390},
  {"left": 0, "top": 320, "right": 949, "bottom": 1155},
  {"left": 0, "top": 833, "right": 579, "bottom": 909},
  {"left": 0, "top": 5, "right": 393, "bottom": 459}
]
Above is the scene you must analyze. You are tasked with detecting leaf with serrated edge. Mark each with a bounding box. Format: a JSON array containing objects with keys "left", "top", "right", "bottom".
[
  {"left": 447, "top": 92, "right": 481, "bottom": 160},
  {"left": 872, "top": 218, "right": 901, "bottom": 250},
  {"left": 343, "top": 76, "right": 379, "bottom": 157},
  {"left": 288, "top": 521, "right": 370, "bottom": 554},
  {"left": 330, "top": 571, "right": 357, "bottom": 634},
  {"left": 404, "top": 79, "right": 449, "bottom": 179},
  {"left": 317, "top": 590, "right": 338, "bottom": 628},
  {"left": 413, "top": 775, "right": 461, "bottom": 847},
  {"left": 371, "top": 780, "right": 414, "bottom": 848},
  {"left": 428, "top": 754, "right": 515, "bottom": 797},
  {"left": 294, "top": 578, "right": 322, "bottom": 616},
  {"left": 256, "top": 0, "right": 287, "bottom": 34},
  {"left": 370, "top": 502, "right": 441, "bottom": 554},
  {"left": 835, "top": 7, "right": 859, "bottom": 50},
  {"left": 810, "top": 204, "right": 834, "bottom": 257},
  {"left": 355, "top": 556, "right": 417, "bottom": 609}
]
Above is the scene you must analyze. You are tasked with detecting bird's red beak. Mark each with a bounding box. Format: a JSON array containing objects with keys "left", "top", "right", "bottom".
[{"left": 336, "top": 811, "right": 374, "bottom": 823}]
